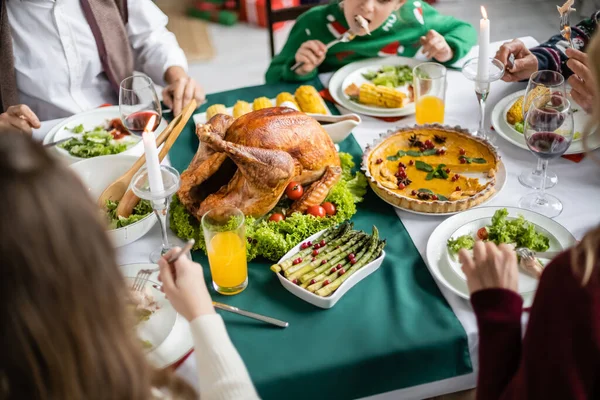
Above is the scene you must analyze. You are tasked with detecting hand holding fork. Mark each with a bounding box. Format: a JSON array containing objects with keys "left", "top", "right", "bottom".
[{"left": 291, "top": 30, "right": 356, "bottom": 73}]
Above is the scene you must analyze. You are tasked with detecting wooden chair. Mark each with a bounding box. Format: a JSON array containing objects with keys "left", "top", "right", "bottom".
[{"left": 265, "top": 0, "right": 323, "bottom": 58}]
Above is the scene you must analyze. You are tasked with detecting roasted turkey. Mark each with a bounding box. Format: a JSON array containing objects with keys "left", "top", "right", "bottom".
[{"left": 178, "top": 107, "right": 342, "bottom": 219}]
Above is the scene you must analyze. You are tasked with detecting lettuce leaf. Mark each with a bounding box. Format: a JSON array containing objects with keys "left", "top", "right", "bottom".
[
  {"left": 447, "top": 235, "right": 475, "bottom": 254},
  {"left": 106, "top": 199, "right": 153, "bottom": 229}
]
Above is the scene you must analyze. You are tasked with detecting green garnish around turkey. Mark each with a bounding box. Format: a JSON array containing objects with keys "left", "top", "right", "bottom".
[{"left": 271, "top": 221, "right": 386, "bottom": 297}]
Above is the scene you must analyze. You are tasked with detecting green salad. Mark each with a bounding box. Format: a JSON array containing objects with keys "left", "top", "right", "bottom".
[
  {"left": 447, "top": 208, "right": 550, "bottom": 255},
  {"left": 106, "top": 199, "right": 153, "bottom": 229},
  {"left": 170, "top": 152, "right": 368, "bottom": 262},
  {"left": 59, "top": 124, "right": 134, "bottom": 158},
  {"left": 362, "top": 65, "right": 413, "bottom": 88}
]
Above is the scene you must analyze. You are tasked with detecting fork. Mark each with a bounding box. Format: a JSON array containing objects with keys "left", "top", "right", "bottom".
[
  {"left": 515, "top": 247, "right": 560, "bottom": 261},
  {"left": 130, "top": 239, "right": 195, "bottom": 292},
  {"left": 290, "top": 30, "right": 356, "bottom": 72},
  {"left": 558, "top": 4, "right": 575, "bottom": 49}
]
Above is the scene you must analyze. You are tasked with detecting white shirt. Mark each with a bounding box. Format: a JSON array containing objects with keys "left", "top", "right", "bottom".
[{"left": 6, "top": 0, "right": 188, "bottom": 121}]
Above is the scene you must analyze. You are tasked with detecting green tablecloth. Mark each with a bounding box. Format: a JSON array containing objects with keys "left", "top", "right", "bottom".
[{"left": 169, "top": 78, "right": 472, "bottom": 399}]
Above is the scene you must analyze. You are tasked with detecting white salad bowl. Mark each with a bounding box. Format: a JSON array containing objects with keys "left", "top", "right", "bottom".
[
  {"left": 70, "top": 155, "right": 156, "bottom": 248},
  {"left": 275, "top": 229, "right": 386, "bottom": 309}
]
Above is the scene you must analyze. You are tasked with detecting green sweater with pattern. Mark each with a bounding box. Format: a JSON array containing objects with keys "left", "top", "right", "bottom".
[{"left": 265, "top": 0, "right": 476, "bottom": 83}]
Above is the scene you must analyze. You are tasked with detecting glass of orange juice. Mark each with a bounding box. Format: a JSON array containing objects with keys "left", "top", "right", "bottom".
[
  {"left": 201, "top": 207, "right": 248, "bottom": 295},
  {"left": 413, "top": 62, "right": 447, "bottom": 125}
]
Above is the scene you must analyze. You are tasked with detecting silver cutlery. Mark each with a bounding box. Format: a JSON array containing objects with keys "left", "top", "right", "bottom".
[
  {"left": 130, "top": 239, "right": 195, "bottom": 292},
  {"left": 44, "top": 137, "right": 74, "bottom": 147},
  {"left": 558, "top": 1, "right": 575, "bottom": 49},
  {"left": 515, "top": 247, "right": 561, "bottom": 261},
  {"left": 290, "top": 30, "right": 356, "bottom": 72},
  {"left": 212, "top": 301, "right": 289, "bottom": 328}
]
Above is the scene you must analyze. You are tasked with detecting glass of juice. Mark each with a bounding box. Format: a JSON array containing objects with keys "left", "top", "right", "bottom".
[
  {"left": 413, "top": 63, "right": 447, "bottom": 125},
  {"left": 201, "top": 207, "right": 248, "bottom": 295}
]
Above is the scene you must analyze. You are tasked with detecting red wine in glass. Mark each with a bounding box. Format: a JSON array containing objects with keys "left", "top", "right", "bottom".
[
  {"left": 526, "top": 132, "right": 569, "bottom": 159},
  {"left": 124, "top": 110, "right": 161, "bottom": 135}
]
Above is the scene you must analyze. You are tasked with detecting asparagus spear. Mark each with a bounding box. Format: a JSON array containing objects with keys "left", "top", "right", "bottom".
[
  {"left": 306, "top": 243, "right": 369, "bottom": 292},
  {"left": 284, "top": 231, "right": 363, "bottom": 279},
  {"left": 283, "top": 231, "right": 359, "bottom": 277},
  {"left": 316, "top": 228, "right": 384, "bottom": 297},
  {"left": 270, "top": 222, "right": 351, "bottom": 273}
]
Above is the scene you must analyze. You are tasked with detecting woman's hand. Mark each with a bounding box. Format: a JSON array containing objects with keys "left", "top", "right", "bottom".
[
  {"left": 495, "top": 39, "right": 539, "bottom": 82},
  {"left": 420, "top": 30, "right": 453, "bottom": 63},
  {"left": 162, "top": 66, "right": 206, "bottom": 117},
  {"left": 294, "top": 40, "right": 327, "bottom": 76},
  {"left": 566, "top": 48, "right": 595, "bottom": 114},
  {"left": 459, "top": 241, "right": 519, "bottom": 295},
  {"left": 158, "top": 248, "right": 215, "bottom": 321},
  {"left": 0, "top": 104, "right": 41, "bottom": 135}
]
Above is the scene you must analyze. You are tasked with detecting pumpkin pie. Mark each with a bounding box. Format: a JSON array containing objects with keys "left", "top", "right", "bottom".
[{"left": 362, "top": 125, "right": 500, "bottom": 213}]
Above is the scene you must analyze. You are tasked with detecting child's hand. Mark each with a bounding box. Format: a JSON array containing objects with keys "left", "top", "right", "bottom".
[
  {"left": 420, "top": 30, "right": 454, "bottom": 63},
  {"left": 295, "top": 40, "right": 327, "bottom": 75}
]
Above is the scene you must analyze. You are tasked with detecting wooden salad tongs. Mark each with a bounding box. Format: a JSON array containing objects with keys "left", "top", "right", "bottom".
[{"left": 97, "top": 99, "right": 197, "bottom": 217}]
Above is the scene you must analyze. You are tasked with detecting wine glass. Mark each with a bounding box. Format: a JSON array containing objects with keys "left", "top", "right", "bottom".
[
  {"left": 518, "top": 70, "right": 566, "bottom": 190},
  {"left": 131, "top": 165, "right": 181, "bottom": 263},
  {"left": 518, "top": 94, "right": 573, "bottom": 218},
  {"left": 119, "top": 75, "right": 162, "bottom": 136}
]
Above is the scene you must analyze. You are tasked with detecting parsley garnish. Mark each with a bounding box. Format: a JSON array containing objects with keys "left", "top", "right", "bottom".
[
  {"left": 425, "top": 164, "right": 449, "bottom": 181},
  {"left": 459, "top": 156, "right": 486, "bottom": 164}
]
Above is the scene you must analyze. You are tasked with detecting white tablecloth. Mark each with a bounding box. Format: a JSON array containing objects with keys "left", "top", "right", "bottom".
[{"left": 33, "top": 36, "right": 600, "bottom": 399}]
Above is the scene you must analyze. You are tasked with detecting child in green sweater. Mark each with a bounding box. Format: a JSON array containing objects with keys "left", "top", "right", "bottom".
[{"left": 265, "top": 0, "right": 476, "bottom": 83}]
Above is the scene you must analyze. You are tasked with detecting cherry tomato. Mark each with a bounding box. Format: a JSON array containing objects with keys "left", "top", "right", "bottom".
[
  {"left": 285, "top": 182, "right": 304, "bottom": 200},
  {"left": 477, "top": 227, "right": 488, "bottom": 240},
  {"left": 321, "top": 202, "right": 336, "bottom": 216},
  {"left": 269, "top": 213, "right": 285, "bottom": 222},
  {"left": 306, "top": 205, "right": 326, "bottom": 218}
]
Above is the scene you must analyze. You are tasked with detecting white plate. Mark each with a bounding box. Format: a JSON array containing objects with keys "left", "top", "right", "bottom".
[
  {"left": 124, "top": 276, "right": 177, "bottom": 352},
  {"left": 491, "top": 89, "right": 600, "bottom": 155},
  {"left": 445, "top": 215, "right": 565, "bottom": 294},
  {"left": 379, "top": 160, "right": 508, "bottom": 217},
  {"left": 425, "top": 206, "right": 576, "bottom": 307},
  {"left": 43, "top": 106, "right": 168, "bottom": 164},
  {"left": 275, "top": 229, "right": 386, "bottom": 309},
  {"left": 70, "top": 155, "right": 157, "bottom": 248},
  {"left": 120, "top": 263, "right": 194, "bottom": 369},
  {"left": 329, "top": 56, "right": 422, "bottom": 117}
]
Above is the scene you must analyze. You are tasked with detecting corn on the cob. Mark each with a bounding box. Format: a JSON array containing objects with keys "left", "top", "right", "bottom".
[
  {"left": 295, "top": 85, "right": 328, "bottom": 114},
  {"left": 233, "top": 100, "right": 251, "bottom": 118},
  {"left": 253, "top": 97, "right": 273, "bottom": 111},
  {"left": 206, "top": 104, "right": 227, "bottom": 120},
  {"left": 358, "top": 83, "right": 406, "bottom": 108},
  {"left": 506, "top": 86, "right": 550, "bottom": 125},
  {"left": 276, "top": 92, "right": 299, "bottom": 109},
  {"left": 524, "top": 86, "right": 551, "bottom": 113},
  {"left": 506, "top": 97, "right": 523, "bottom": 125}
]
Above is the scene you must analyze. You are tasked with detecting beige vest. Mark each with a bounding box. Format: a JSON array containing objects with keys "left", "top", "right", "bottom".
[{"left": 0, "top": 0, "right": 134, "bottom": 112}]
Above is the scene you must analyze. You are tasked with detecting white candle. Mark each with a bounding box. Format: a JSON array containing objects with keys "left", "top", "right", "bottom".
[
  {"left": 476, "top": 6, "right": 490, "bottom": 86},
  {"left": 141, "top": 114, "right": 164, "bottom": 194}
]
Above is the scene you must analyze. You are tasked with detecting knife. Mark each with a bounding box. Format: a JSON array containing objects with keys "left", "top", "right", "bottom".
[
  {"left": 44, "top": 137, "right": 74, "bottom": 147},
  {"left": 212, "top": 302, "right": 289, "bottom": 328}
]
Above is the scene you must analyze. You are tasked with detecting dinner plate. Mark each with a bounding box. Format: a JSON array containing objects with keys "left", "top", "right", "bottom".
[
  {"left": 425, "top": 206, "right": 577, "bottom": 307},
  {"left": 43, "top": 106, "right": 168, "bottom": 164},
  {"left": 491, "top": 89, "right": 600, "bottom": 154},
  {"left": 120, "top": 263, "right": 194, "bottom": 369},
  {"left": 124, "top": 276, "right": 177, "bottom": 352},
  {"left": 382, "top": 160, "right": 508, "bottom": 217},
  {"left": 329, "top": 56, "right": 421, "bottom": 117}
]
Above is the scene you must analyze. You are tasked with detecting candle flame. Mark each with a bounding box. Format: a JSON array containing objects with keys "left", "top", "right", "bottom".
[
  {"left": 480, "top": 6, "right": 488, "bottom": 20},
  {"left": 144, "top": 114, "right": 157, "bottom": 133}
]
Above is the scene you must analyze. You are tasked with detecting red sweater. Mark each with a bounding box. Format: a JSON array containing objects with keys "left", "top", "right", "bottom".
[{"left": 471, "top": 251, "right": 600, "bottom": 399}]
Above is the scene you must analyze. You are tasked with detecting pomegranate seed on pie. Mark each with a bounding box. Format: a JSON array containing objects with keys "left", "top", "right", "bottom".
[
  {"left": 397, "top": 183, "right": 406, "bottom": 190},
  {"left": 408, "top": 160, "right": 415, "bottom": 166},
  {"left": 432, "top": 195, "right": 439, "bottom": 200},
  {"left": 459, "top": 148, "right": 466, "bottom": 155}
]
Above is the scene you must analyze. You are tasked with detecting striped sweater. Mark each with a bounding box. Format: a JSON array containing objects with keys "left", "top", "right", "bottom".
[{"left": 530, "top": 10, "right": 599, "bottom": 80}]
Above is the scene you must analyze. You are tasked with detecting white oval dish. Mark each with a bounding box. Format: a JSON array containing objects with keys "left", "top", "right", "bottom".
[
  {"left": 275, "top": 229, "right": 386, "bottom": 309},
  {"left": 70, "top": 154, "right": 156, "bottom": 247}
]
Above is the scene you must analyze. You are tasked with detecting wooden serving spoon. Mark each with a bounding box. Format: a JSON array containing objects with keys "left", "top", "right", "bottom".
[{"left": 115, "top": 99, "right": 197, "bottom": 218}]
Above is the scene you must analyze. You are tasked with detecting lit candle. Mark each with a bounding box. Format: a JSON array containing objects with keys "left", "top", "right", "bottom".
[
  {"left": 141, "top": 114, "right": 164, "bottom": 194},
  {"left": 476, "top": 6, "right": 490, "bottom": 87}
]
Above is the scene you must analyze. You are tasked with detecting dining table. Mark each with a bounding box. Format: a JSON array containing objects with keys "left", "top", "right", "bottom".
[{"left": 33, "top": 36, "right": 600, "bottom": 400}]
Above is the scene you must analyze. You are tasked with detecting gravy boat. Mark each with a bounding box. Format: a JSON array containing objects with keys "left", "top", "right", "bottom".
[{"left": 309, "top": 113, "right": 361, "bottom": 143}]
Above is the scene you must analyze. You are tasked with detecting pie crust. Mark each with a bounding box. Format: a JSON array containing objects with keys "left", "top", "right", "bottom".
[{"left": 362, "top": 124, "right": 501, "bottom": 214}]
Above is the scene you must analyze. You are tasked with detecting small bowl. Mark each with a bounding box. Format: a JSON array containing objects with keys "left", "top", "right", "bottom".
[
  {"left": 275, "top": 229, "right": 385, "bottom": 309},
  {"left": 70, "top": 155, "right": 156, "bottom": 248}
]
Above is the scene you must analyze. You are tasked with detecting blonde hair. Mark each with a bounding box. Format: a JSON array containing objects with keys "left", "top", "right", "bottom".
[{"left": 572, "top": 32, "right": 600, "bottom": 286}]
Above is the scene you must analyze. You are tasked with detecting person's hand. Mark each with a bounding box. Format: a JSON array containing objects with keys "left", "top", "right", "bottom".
[
  {"left": 0, "top": 104, "right": 41, "bottom": 135},
  {"left": 495, "top": 39, "right": 539, "bottom": 82},
  {"left": 157, "top": 248, "right": 215, "bottom": 321},
  {"left": 420, "top": 30, "right": 453, "bottom": 63},
  {"left": 162, "top": 66, "right": 206, "bottom": 117},
  {"left": 566, "top": 48, "right": 595, "bottom": 114},
  {"left": 294, "top": 40, "right": 327, "bottom": 75},
  {"left": 458, "top": 241, "right": 519, "bottom": 295}
]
